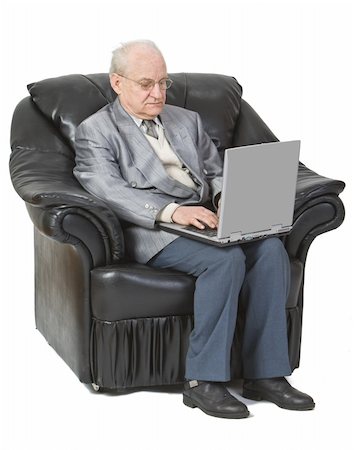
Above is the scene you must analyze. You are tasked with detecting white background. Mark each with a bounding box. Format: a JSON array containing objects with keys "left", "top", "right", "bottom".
[{"left": 1, "top": 0, "right": 353, "bottom": 448}]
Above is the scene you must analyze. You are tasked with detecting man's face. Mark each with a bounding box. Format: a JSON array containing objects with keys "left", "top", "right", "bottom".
[{"left": 110, "top": 47, "right": 168, "bottom": 120}]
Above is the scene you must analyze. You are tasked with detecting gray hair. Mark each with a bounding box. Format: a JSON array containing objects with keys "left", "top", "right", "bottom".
[{"left": 109, "top": 39, "right": 163, "bottom": 75}]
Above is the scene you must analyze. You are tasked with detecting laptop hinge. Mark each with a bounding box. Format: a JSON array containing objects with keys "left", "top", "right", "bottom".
[
  {"left": 229, "top": 231, "right": 243, "bottom": 240},
  {"left": 272, "top": 224, "right": 292, "bottom": 233}
]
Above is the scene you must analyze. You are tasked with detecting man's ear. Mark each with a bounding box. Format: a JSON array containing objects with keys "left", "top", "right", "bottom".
[{"left": 110, "top": 73, "right": 121, "bottom": 95}]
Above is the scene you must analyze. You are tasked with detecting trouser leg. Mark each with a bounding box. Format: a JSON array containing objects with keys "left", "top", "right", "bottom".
[
  {"left": 148, "top": 237, "right": 246, "bottom": 381},
  {"left": 240, "top": 237, "right": 292, "bottom": 378},
  {"left": 148, "top": 236, "right": 292, "bottom": 381}
]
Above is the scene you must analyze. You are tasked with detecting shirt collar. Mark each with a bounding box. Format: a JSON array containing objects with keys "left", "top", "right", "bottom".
[{"left": 129, "top": 114, "right": 164, "bottom": 129}]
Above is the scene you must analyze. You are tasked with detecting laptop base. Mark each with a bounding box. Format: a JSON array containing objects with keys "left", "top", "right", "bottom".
[{"left": 159, "top": 223, "right": 291, "bottom": 247}]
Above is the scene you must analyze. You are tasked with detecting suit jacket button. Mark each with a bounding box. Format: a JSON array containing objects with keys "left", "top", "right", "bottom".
[
  {"left": 145, "top": 203, "right": 149, "bottom": 209},
  {"left": 131, "top": 181, "right": 137, "bottom": 188}
]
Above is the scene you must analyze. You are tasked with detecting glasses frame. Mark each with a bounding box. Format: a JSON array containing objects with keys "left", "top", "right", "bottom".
[{"left": 116, "top": 73, "right": 173, "bottom": 91}]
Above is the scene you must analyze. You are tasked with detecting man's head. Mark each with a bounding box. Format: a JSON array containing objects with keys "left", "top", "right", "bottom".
[{"left": 109, "top": 40, "right": 170, "bottom": 120}]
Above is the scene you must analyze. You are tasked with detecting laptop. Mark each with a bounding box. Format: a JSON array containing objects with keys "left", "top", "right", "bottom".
[{"left": 159, "top": 140, "right": 300, "bottom": 246}]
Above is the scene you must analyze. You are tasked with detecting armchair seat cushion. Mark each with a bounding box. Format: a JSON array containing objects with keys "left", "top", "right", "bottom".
[
  {"left": 91, "top": 257, "right": 304, "bottom": 322},
  {"left": 91, "top": 263, "right": 195, "bottom": 321}
]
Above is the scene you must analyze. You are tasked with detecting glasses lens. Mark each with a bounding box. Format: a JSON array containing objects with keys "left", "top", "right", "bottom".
[
  {"left": 138, "top": 78, "right": 173, "bottom": 90},
  {"left": 162, "top": 79, "right": 173, "bottom": 90},
  {"left": 139, "top": 80, "right": 155, "bottom": 90}
]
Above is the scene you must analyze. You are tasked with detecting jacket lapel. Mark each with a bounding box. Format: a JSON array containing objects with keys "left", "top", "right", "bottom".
[{"left": 160, "top": 108, "right": 205, "bottom": 185}]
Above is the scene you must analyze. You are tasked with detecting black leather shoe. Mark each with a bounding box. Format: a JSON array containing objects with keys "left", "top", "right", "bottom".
[
  {"left": 183, "top": 380, "right": 250, "bottom": 419},
  {"left": 242, "top": 377, "right": 315, "bottom": 411}
]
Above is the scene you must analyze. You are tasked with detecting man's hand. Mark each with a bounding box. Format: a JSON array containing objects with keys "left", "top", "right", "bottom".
[{"left": 171, "top": 206, "right": 219, "bottom": 230}]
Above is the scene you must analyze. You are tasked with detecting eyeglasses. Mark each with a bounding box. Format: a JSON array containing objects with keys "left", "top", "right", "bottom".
[{"left": 117, "top": 74, "right": 173, "bottom": 91}]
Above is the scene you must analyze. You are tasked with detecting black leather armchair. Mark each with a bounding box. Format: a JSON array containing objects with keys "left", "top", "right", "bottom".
[{"left": 9, "top": 73, "right": 345, "bottom": 391}]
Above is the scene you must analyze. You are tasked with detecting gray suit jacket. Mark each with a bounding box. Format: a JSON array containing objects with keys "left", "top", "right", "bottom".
[{"left": 74, "top": 99, "right": 223, "bottom": 263}]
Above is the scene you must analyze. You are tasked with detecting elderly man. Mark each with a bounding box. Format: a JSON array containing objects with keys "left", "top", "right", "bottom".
[{"left": 74, "top": 39, "right": 315, "bottom": 419}]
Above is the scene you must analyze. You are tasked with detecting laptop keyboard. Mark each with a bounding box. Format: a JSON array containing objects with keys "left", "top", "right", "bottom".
[{"left": 184, "top": 226, "right": 218, "bottom": 237}]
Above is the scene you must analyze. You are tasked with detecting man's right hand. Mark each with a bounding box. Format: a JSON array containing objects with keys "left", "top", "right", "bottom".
[{"left": 171, "top": 206, "right": 219, "bottom": 230}]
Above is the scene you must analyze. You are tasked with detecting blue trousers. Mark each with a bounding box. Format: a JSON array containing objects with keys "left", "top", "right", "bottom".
[{"left": 148, "top": 236, "right": 292, "bottom": 382}]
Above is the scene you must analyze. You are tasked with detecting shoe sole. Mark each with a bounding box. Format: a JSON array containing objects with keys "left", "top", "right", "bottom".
[
  {"left": 183, "top": 394, "right": 250, "bottom": 419},
  {"left": 242, "top": 389, "right": 315, "bottom": 411}
]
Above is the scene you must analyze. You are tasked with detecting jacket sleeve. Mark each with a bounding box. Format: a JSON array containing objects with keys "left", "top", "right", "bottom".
[{"left": 73, "top": 121, "right": 175, "bottom": 229}]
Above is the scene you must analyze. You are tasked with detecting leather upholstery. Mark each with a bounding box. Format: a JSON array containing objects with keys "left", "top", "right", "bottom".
[
  {"left": 9, "top": 73, "right": 345, "bottom": 389},
  {"left": 91, "top": 264, "right": 195, "bottom": 321}
]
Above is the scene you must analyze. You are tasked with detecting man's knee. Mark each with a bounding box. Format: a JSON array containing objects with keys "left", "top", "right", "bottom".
[
  {"left": 257, "top": 237, "right": 286, "bottom": 256},
  {"left": 245, "top": 238, "right": 289, "bottom": 270},
  {"left": 257, "top": 239, "right": 290, "bottom": 274}
]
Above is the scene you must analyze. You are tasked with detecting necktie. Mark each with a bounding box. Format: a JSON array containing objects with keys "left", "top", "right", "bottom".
[{"left": 142, "top": 119, "right": 158, "bottom": 139}]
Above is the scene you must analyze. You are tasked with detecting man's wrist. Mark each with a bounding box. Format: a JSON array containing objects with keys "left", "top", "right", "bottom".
[{"left": 157, "top": 203, "right": 180, "bottom": 223}]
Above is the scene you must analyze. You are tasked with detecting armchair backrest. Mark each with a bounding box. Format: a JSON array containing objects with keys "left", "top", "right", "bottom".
[{"left": 26, "top": 73, "right": 243, "bottom": 154}]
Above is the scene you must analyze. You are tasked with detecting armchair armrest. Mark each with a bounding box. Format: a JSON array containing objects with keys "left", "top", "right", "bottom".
[
  {"left": 295, "top": 163, "right": 345, "bottom": 210},
  {"left": 10, "top": 146, "right": 125, "bottom": 265},
  {"left": 285, "top": 163, "right": 345, "bottom": 260}
]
